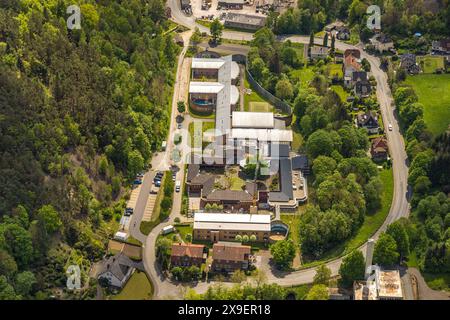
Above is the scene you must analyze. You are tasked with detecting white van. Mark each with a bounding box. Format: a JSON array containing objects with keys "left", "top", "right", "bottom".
[{"left": 162, "top": 225, "right": 174, "bottom": 235}]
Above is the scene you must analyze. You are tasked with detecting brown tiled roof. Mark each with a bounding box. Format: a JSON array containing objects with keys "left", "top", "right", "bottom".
[
  {"left": 371, "top": 137, "right": 388, "bottom": 151},
  {"left": 171, "top": 243, "right": 205, "bottom": 259},
  {"left": 206, "top": 190, "right": 253, "bottom": 201},
  {"left": 344, "top": 54, "right": 361, "bottom": 71},
  {"left": 344, "top": 49, "right": 361, "bottom": 58},
  {"left": 212, "top": 244, "right": 251, "bottom": 262}
]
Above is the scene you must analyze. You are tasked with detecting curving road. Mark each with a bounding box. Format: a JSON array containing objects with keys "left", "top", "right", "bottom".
[{"left": 139, "top": 1, "right": 411, "bottom": 298}]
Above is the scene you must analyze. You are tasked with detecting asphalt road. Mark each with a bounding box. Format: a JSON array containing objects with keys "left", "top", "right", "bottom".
[{"left": 137, "top": 2, "right": 411, "bottom": 298}]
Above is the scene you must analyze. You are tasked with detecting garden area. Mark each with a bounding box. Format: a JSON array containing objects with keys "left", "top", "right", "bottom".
[
  {"left": 416, "top": 56, "right": 445, "bottom": 74},
  {"left": 243, "top": 75, "right": 273, "bottom": 112},
  {"left": 404, "top": 74, "right": 450, "bottom": 135},
  {"left": 112, "top": 271, "right": 153, "bottom": 300}
]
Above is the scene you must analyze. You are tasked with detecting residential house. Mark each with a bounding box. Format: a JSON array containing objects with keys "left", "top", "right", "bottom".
[
  {"left": 370, "top": 34, "right": 394, "bottom": 53},
  {"left": 324, "top": 20, "right": 345, "bottom": 32},
  {"left": 357, "top": 111, "right": 380, "bottom": 135},
  {"left": 400, "top": 54, "right": 420, "bottom": 74},
  {"left": 97, "top": 253, "right": 135, "bottom": 288},
  {"left": 310, "top": 46, "right": 329, "bottom": 60},
  {"left": 224, "top": 13, "right": 267, "bottom": 31},
  {"left": 211, "top": 243, "right": 252, "bottom": 272},
  {"left": 336, "top": 26, "right": 350, "bottom": 41},
  {"left": 370, "top": 137, "right": 389, "bottom": 161},
  {"left": 343, "top": 50, "right": 362, "bottom": 87},
  {"left": 432, "top": 38, "right": 450, "bottom": 54},
  {"left": 170, "top": 243, "right": 206, "bottom": 267},
  {"left": 355, "top": 80, "right": 372, "bottom": 98},
  {"left": 203, "top": 189, "right": 254, "bottom": 212},
  {"left": 193, "top": 213, "right": 271, "bottom": 243}
]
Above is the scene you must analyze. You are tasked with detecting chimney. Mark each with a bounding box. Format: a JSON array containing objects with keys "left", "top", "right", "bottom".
[{"left": 365, "top": 238, "right": 375, "bottom": 279}]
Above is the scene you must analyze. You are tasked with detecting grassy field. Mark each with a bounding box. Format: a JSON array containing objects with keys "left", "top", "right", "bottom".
[
  {"left": 331, "top": 85, "right": 349, "bottom": 102},
  {"left": 249, "top": 101, "right": 271, "bottom": 112},
  {"left": 243, "top": 76, "right": 272, "bottom": 111},
  {"left": 417, "top": 56, "right": 445, "bottom": 73},
  {"left": 281, "top": 214, "right": 302, "bottom": 249},
  {"left": 289, "top": 67, "right": 315, "bottom": 88},
  {"left": 404, "top": 74, "right": 450, "bottom": 135},
  {"left": 112, "top": 271, "right": 153, "bottom": 300},
  {"left": 328, "top": 63, "right": 343, "bottom": 79}
]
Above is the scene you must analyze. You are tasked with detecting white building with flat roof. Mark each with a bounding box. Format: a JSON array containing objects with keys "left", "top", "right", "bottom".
[
  {"left": 193, "top": 213, "right": 271, "bottom": 242},
  {"left": 232, "top": 111, "right": 275, "bottom": 129}
]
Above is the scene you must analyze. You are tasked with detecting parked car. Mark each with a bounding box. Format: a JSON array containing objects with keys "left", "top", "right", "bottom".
[
  {"left": 388, "top": 123, "right": 393, "bottom": 131},
  {"left": 175, "top": 180, "right": 181, "bottom": 192},
  {"left": 172, "top": 172, "right": 176, "bottom": 181},
  {"left": 124, "top": 207, "right": 134, "bottom": 216},
  {"left": 177, "top": 123, "right": 182, "bottom": 129},
  {"left": 155, "top": 180, "right": 161, "bottom": 187},
  {"left": 133, "top": 179, "right": 142, "bottom": 185}
]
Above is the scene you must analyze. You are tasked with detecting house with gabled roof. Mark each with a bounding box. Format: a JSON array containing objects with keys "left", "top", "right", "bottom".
[
  {"left": 170, "top": 243, "right": 206, "bottom": 267},
  {"left": 211, "top": 242, "right": 252, "bottom": 273},
  {"left": 357, "top": 111, "right": 380, "bottom": 135},
  {"left": 370, "top": 137, "right": 389, "bottom": 161},
  {"left": 97, "top": 253, "right": 135, "bottom": 288},
  {"left": 400, "top": 54, "right": 420, "bottom": 74}
]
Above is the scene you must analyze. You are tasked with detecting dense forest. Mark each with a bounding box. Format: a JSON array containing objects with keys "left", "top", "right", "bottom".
[{"left": 0, "top": 0, "right": 178, "bottom": 299}]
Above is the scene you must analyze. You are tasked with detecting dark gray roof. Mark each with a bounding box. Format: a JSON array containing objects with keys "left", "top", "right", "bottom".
[
  {"left": 98, "top": 253, "right": 134, "bottom": 281},
  {"left": 187, "top": 164, "right": 200, "bottom": 183},
  {"left": 355, "top": 81, "right": 372, "bottom": 95},
  {"left": 206, "top": 190, "right": 253, "bottom": 201},
  {"left": 352, "top": 71, "right": 367, "bottom": 82},
  {"left": 269, "top": 143, "right": 290, "bottom": 158},
  {"left": 357, "top": 111, "right": 378, "bottom": 127},
  {"left": 268, "top": 158, "right": 293, "bottom": 202},
  {"left": 291, "top": 155, "right": 309, "bottom": 170}
]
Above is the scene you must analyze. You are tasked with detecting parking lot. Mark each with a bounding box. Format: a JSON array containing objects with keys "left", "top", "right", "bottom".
[{"left": 190, "top": 0, "right": 268, "bottom": 21}]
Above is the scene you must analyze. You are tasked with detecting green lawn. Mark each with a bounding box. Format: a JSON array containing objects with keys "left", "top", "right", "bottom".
[
  {"left": 112, "top": 271, "right": 153, "bottom": 300},
  {"left": 289, "top": 67, "right": 315, "bottom": 88},
  {"left": 249, "top": 101, "right": 271, "bottom": 112},
  {"left": 423, "top": 273, "right": 450, "bottom": 292},
  {"left": 290, "top": 42, "right": 305, "bottom": 62},
  {"left": 331, "top": 85, "right": 349, "bottom": 102},
  {"left": 417, "top": 56, "right": 445, "bottom": 74},
  {"left": 281, "top": 214, "right": 302, "bottom": 250},
  {"left": 328, "top": 63, "right": 343, "bottom": 79},
  {"left": 243, "top": 76, "right": 272, "bottom": 111},
  {"left": 404, "top": 74, "right": 450, "bottom": 135},
  {"left": 176, "top": 223, "right": 193, "bottom": 242}
]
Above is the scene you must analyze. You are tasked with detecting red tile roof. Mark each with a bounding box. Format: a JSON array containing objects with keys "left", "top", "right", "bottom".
[
  {"left": 212, "top": 243, "right": 251, "bottom": 262},
  {"left": 171, "top": 243, "right": 205, "bottom": 259}
]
